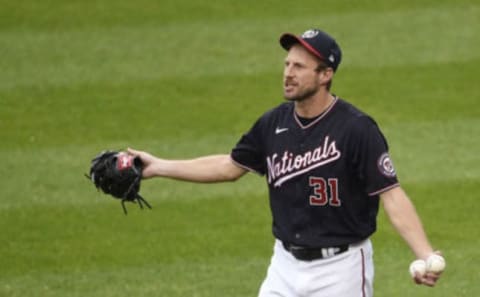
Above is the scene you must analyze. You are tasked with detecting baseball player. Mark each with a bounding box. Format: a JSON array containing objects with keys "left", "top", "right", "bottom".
[{"left": 128, "top": 29, "right": 444, "bottom": 296}]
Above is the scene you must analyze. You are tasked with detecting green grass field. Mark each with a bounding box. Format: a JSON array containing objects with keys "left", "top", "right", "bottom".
[{"left": 1, "top": 0, "right": 479, "bottom": 296}]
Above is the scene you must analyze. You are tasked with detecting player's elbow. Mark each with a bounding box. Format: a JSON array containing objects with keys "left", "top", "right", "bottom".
[{"left": 220, "top": 168, "right": 246, "bottom": 182}]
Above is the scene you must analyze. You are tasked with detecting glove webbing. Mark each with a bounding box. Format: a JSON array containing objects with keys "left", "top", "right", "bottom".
[
  {"left": 120, "top": 175, "right": 152, "bottom": 215},
  {"left": 84, "top": 173, "right": 152, "bottom": 215}
]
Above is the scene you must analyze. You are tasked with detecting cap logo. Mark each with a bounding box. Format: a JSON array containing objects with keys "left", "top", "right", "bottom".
[
  {"left": 301, "top": 29, "right": 319, "bottom": 39},
  {"left": 329, "top": 54, "right": 335, "bottom": 63}
]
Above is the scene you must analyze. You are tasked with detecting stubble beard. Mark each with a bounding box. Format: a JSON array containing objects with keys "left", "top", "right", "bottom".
[{"left": 284, "top": 84, "right": 319, "bottom": 102}]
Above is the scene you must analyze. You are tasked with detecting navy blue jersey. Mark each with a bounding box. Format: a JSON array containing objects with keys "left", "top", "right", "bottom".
[{"left": 231, "top": 98, "right": 399, "bottom": 247}]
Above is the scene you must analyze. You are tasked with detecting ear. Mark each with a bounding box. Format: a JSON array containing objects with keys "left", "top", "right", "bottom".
[{"left": 318, "top": 67, "right": 334, "bottom": 85}]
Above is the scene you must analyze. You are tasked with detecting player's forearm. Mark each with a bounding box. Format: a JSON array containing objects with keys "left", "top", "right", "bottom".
[
  {"left": 381, "top": 187, "right": 434, "bottom": 259},
  {"left": 151, "top": 154, "right": 245, "bottom": 183}
]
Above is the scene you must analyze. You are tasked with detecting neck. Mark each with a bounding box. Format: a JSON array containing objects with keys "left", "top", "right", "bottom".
[{"left": 294, "top": 90, "right": 335, "bottom": 118}]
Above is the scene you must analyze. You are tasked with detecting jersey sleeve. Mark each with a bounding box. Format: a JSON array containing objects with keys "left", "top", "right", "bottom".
[
  {"left": 349, "top": 116, "right": 399, "bottom": 196},
  {"left": 230, "top": 117, "right": 266, "bottom": 175}
]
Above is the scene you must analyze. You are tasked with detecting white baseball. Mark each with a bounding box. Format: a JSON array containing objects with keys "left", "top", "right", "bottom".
[
  {"left": 426, "top": 254, "right": 446, "bottom": 273},
  {"left": 409, "top": 259, "right": 426, "bottom": 277}
]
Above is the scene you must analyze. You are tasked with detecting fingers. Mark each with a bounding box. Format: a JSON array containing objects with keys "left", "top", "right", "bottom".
[
  {"left": 126, "top": 148, "right": 158, "bottom": 179},
  {"left": 410, "top": 252, "right": 445, "bottom": 287},
  {"left": 413, "top": 271, "right": 441, "bottom": 287},
  {"left": 127, "top": 147, "right": 140, "bottom": 156},
  {"left": 127, "top": 148, "right": 154, "bottom": 162},
  {"left": 127, "top": 148, "right": 150, "bottom": 161}
]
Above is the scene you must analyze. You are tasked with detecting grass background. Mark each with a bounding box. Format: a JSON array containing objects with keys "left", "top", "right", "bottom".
[{"left": 1, "top": 0, "right": 479, "bottom": 296}]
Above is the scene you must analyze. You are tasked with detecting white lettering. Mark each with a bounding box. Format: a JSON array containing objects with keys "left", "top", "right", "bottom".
[{"left": 266, "top": 136, "right": 341, "bottom": 187}]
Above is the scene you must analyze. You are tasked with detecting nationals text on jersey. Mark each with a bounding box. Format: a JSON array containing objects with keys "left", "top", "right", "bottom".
[{"left": 267, "top": 135, "right": 341, "bottom": 187}]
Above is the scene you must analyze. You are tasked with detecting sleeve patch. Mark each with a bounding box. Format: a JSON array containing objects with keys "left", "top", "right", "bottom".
[{"left": 377, "top": 153, "right": 396, "bottom": 177}]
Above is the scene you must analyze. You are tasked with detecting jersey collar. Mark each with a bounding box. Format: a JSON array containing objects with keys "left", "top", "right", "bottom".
[{"left": 294, "top": 96, "right": 338, "bottom": 129}]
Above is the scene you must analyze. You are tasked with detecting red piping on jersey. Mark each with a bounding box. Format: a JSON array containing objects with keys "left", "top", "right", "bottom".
[
  {"left": 229, "top": 156, "right": 263, "bottom": 176},
  {"left": 368, "top": 183, "right": 400, "bottom": 196},
  {"left": 361, "top": 248, "right": 366, "bottom": 297},
  {"left": 294, "top": 97, "right": 338, "bottom": 129}
]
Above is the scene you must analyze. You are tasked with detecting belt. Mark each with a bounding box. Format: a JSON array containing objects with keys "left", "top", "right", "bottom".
[{"left": 282, "top": 241, "right": 349, "bottom": 261}]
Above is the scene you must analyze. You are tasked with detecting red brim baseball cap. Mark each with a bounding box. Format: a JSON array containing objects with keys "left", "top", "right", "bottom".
[{"left": 280, "top": 29, "right": 342, "bottom": 72}]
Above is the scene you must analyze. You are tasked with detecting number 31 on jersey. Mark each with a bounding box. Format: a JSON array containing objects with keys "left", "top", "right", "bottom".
[{"left": 309, "top": 177, "right": 341, "bottom": 207}]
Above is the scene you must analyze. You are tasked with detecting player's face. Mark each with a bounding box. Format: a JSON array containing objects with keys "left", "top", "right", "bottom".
[{"left": 283, "top": 45, "right": 323, "bottom": 102}]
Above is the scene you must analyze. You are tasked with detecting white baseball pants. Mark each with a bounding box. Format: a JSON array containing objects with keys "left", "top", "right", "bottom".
[{"left": 258, "top": 239, "right": 374, "bottom": 297}]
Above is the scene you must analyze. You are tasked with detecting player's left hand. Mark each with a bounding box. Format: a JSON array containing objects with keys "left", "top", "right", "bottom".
[
  {"left": 412, "top": 270, "right": 441, "bottom": 287},
  {"left": 412, "top": 251, "right": 445, "bottom": 287}
]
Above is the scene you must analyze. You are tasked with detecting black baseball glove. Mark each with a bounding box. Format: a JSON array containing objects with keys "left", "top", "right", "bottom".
[{"left": 86, "top": 150, "right": 151, "bottom": 214}]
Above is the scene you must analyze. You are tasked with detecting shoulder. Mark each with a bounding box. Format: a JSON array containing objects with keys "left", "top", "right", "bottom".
[
  {"left": 254, "top": 101, "right": 293, "bottom": 126},
  {"left": 261, "top": 102, "right": 293, "bottom": 119},
  {"left": 241, "top": 102, "right": 293, "bottom": 139},
  {"left": 334, "top": 98, "right": 370, "bottom": 119},
  {"left": 333, "top": 98, "right": 379, "bottom": 128},
  {"left": 334, "top": 98, "right": 389, "bottom": 148}
]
